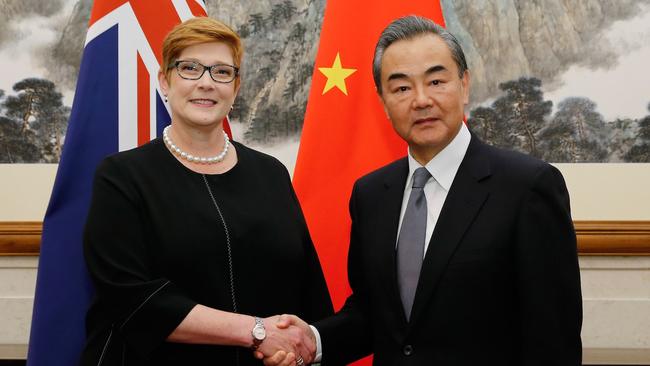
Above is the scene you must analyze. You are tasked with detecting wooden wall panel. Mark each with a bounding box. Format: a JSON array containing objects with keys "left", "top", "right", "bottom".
[
  {"left": 1, "top": 221, "right": 649, "bottom": 256},
  {"left": 0, "top": 222, "right": 41, "bottom": 256},
  {"left": 574, "top": 221, "right": 650, "bottom": 255}
]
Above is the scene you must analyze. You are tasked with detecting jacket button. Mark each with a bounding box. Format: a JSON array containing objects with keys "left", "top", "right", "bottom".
[{"left": 403, "top": 344, "right": 413, "bottom": 356}]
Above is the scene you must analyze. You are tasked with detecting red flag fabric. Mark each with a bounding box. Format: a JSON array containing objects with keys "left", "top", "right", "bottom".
[{"left": 293, "top": 1, "right": 445, "bottom": 364}]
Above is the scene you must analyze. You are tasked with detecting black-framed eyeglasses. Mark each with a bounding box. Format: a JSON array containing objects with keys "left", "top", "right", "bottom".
[{"left": 170, "top": 60, "right": 239, "bottom": 83}]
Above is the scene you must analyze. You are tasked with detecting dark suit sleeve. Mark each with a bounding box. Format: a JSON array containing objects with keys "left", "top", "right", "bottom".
[
  {"left": 514, "top": 164, "right": 582, "bottom": 365},
  {"left": 283, "top": 169, "right": 336, "bottom": 323},
  {"left": 313, "top": 182, "right": 373, "bottom": 365},
  {"left": 297, "top": 215, "right": 337, "bottom": 323}
]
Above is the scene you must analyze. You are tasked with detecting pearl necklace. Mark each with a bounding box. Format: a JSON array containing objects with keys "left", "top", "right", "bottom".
[{"left": 163, "top": 125, "right": 230, "bottom": 164}]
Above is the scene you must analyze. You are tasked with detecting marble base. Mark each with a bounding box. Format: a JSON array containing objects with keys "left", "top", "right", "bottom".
[{"left": 0, "top": 257, "right": 36, "bottom": 360}]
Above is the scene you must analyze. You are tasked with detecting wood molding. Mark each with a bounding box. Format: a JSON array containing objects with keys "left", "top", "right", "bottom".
[
  {"left": 0, "top": 220, "right": 649, "bottom": 256},
  {"left": 0, "top": 222, "right": 42, "bottom": 256},
  {"left": 573, "top": 220, "right": 650, "bottom": 255}
]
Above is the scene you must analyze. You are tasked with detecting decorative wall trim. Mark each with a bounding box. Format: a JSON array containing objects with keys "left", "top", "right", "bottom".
[
  {"left": 574, "top": 220, "right": 650, "bottom": 255},
  {"left": 0, "top": 220, "right": 649, "bottom": 256},
  {"left": 0, "top": 222, "right": 42, "bottom": 256}
]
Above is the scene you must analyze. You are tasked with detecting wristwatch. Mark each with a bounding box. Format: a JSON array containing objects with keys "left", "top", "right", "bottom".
[{"left": 251, "top": 316, "right": 266, "bottom": 350}]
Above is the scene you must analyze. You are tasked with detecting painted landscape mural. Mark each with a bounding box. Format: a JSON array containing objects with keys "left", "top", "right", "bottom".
[{"left": 1, "top": 0, "right": 649, "bottom": 164}]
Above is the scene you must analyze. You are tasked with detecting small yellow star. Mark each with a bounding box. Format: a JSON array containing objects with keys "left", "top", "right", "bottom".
[{"left": 318, "top": 52, "right": 357, "bottom": 95}]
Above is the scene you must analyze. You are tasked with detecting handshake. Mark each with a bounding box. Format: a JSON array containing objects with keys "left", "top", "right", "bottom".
[{"left": 252, "top": 314, "right": 317, "bottom": 366}]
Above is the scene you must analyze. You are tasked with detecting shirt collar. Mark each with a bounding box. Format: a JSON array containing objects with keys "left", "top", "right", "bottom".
[{"left": 406, "top": 123, "right": 471, "bottom": 191}]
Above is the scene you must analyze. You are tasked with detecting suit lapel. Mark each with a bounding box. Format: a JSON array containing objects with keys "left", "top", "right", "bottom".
[
  {"left": 374, "top": 158, "right": 410, "bottom": 329},
  {"left": 407, "top": 138, "right": 491, "bottom": 329}
]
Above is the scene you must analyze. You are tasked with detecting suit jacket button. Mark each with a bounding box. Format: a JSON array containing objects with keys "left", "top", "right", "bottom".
[{"left": 403, "top": 344, "right": 413, "bottom": 356}]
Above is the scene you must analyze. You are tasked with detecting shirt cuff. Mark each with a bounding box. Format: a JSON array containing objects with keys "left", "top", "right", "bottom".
[{"left": 310, "top": 325, "right": 322, "bottom": 363}]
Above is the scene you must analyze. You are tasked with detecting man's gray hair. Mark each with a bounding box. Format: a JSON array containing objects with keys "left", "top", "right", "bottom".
[{"left": 372, "top": 15, "right": 468, "bottom": 94}]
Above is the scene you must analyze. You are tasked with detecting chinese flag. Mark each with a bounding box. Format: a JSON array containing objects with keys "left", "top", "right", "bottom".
[{"left": 293, "top": 1, "right": 444, "bottom": 364}]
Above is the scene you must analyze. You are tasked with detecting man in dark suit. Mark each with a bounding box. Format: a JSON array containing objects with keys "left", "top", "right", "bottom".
[{"left": 264, "top": 15, "right": 582, "bottom": 366}]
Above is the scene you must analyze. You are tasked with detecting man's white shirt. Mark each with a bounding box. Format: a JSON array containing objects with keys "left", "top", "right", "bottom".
[{"left": 396, "top": 123, "right": 471, "bottom": 256}]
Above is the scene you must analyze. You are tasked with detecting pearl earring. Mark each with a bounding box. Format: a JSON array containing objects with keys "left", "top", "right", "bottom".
[{"left": 164, "top": 95, "right": 168, "bottom": 103}]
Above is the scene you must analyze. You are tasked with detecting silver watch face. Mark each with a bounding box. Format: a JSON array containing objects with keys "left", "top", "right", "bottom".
[{"left": 253, "top": 325, "right": 266, "bottom": 340}]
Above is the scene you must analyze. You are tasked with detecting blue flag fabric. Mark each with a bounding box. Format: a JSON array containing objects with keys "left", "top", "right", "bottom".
[
  {"left": 27, "top": 24, "right": 121, "bottom": 366},
  {"left": 27, "top": 2, "right": 208, "bottom": 364}
]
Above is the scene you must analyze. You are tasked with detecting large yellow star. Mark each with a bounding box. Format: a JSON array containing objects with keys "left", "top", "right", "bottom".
[{"left": 318, "top": 52, "right": 357, "bottom": 95}]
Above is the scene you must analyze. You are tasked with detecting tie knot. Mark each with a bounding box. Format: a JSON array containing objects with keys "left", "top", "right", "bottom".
[{"left": 412, "top": 167, "right": 431, "bottom": 189}]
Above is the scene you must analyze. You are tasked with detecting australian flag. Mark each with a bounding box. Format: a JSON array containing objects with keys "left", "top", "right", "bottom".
[{"left": 27, "top": 1, "right": 209, "bottom": 365}]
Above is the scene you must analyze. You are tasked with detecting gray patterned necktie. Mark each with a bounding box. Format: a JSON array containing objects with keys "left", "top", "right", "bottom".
[{"left": 397, "top": 167, "right": 431, "bottom": 321}]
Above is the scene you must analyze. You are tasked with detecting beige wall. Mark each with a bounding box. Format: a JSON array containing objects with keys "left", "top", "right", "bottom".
[
  {"left": 0, "top": 165, "right": 58, "bottom": 221},
  {"left": 555, "top": 163, "right": 650, "bottom": 220},
  {"left": 1, "top": 162, "right": 649, "bottom": 221}
]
